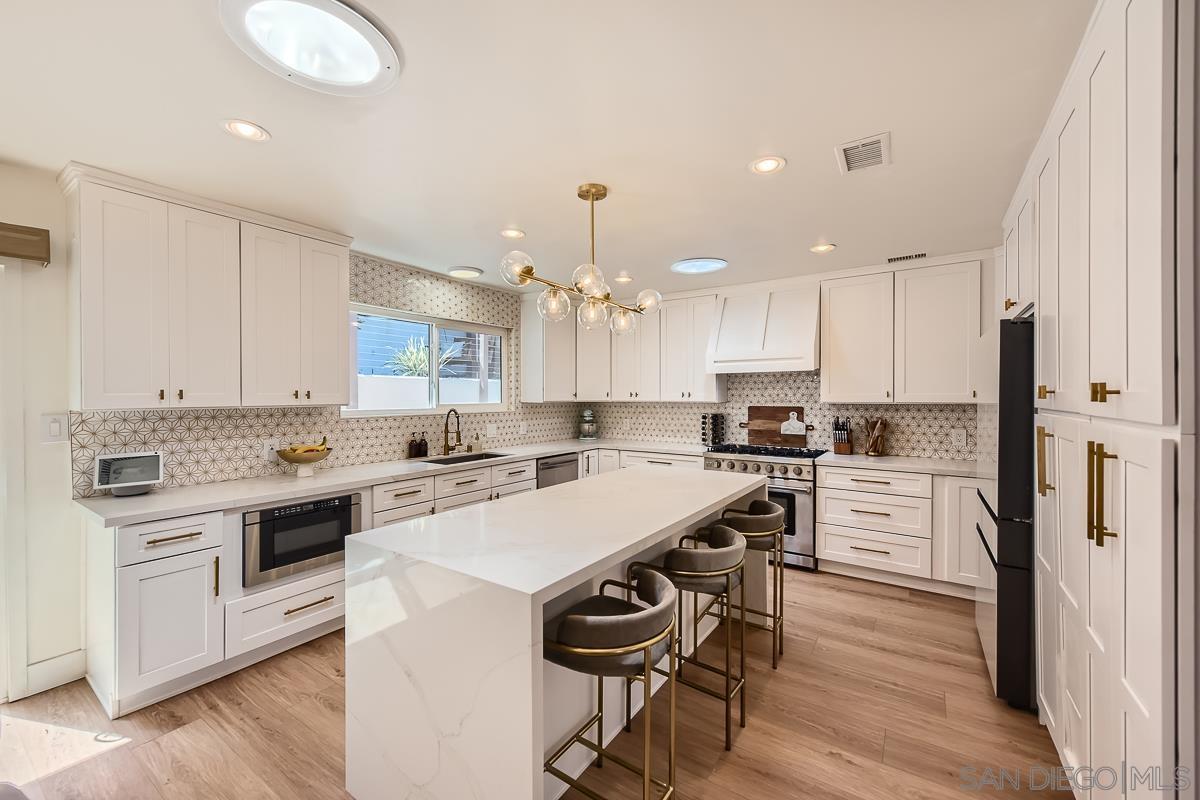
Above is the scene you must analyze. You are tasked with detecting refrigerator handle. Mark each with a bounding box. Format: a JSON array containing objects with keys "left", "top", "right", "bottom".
[
  {"left": 975, "top": 523, "right": 998, "bottom": 570},
  {"left": 976, "top": 488, "right": 999, "bottom": 525}
]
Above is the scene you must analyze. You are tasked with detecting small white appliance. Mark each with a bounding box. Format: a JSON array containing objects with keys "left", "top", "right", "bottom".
[{"left": 94, "top": 451, "right": 164, "bottom": 496}]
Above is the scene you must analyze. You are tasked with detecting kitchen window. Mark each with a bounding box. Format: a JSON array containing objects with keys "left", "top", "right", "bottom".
[{"left": 345, "top": 304, "right": 506, "bottom": 415}]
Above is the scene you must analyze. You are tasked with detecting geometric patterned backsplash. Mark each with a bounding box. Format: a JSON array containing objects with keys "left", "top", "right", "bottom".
[
  {"left": 70, "top": 252, "right": 977, "bottom": 498},
  {"left": 591, "top": 370, "right": 978, "bottom": 460}
]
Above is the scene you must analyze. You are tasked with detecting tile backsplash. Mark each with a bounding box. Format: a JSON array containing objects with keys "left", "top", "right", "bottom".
[{"left": 590, "top": 371, "right": 977, "bottom": 460}]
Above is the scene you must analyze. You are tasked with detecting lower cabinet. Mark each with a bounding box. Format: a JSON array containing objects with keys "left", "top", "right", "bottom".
[
  {"left": 492, "top": 479, "right": 537, "bottom": 499},
  {"left": 225, "top": 569, "right": 345, "bottom": 659},
  {"left": 619, "top": 451, "right": 703, "bottom": 469},
  {"left": 932, "top": 475, "right": 997, "bottom": 589},
  {"left": 374, "top": 502, "right": 435, "bottom": 527},
  {"left": 816, "top": 523, "right": 932, "bottom": 578},
  {"left": 434, "top": 487, "right": 493, "bottom": 512},
  {"left": 581, "top": 448, "right": 600, "bottom": 477},
  {"left": 598, "top": 449, "right": 620, "bottom": 473},
  {"left": 116, "top": 546, "right": 224, "bottom": 697}
]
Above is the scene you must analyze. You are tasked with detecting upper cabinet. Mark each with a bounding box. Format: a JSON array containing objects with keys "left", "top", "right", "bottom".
[
  {"left": 520, "top": 294, "right": 576, "bottom": 402},
  {"left": 661, "top": 296, "right": 726, "bottom": 402},
  {"left": 819, "top": 272, "right": 894, "bottom": 403},
  {"left": 611, "top": 312, "right": 660, "bottom": 401},
  {"left": 576, "top": 323, "right": 612, "bottom": 401},
  {"left": 707, "top": 281, "right": 820, "bottom": 373},
  {"left": 63, "top": 165, "right": 352, "bottom": 410},
  {"left": 1000, "top": 197, "right": 1035, "bottom": 318}
]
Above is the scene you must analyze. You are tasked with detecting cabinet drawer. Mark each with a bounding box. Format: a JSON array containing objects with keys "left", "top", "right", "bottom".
[
  {"left": 619, "top": 451, "right": 703, "bottom": 469},
  {"left": 117, "top": 512, "right": 223, "bottom": 567},
  {"left": 434, "top": 487, "right": 492, "bottom": 513},
  {"left": 373, "top": 503, "right": 435, "bottom": 528},
  {"left": 815, "top": 488, "right": 932, "bottom": 538},
  {"left": 225, "top": 569, "right": 344, "bottom": 659},
  {"left": 434, "top": 468, "right": 491, "bottom": 497},
  {"left": 491, "top": 460, "right": 536, "bottom": 487},
  {"left": 817, "top": 523, "right": 932, "bottom": 578},
  {"left": 816, "top": 466, "right": 932, "bottom": 498},
  {"left": 492, "top": 479, "right": 537, "bottom": 500},
  {"left": 372, "top": 476, "right": 435, "bottom": 513}
]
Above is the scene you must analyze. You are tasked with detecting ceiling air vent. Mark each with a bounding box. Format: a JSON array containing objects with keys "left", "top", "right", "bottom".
[
  {"left": 887, "top": 252, "right": 927, "bottom": 264},
  {"left": 836, "top": 132, "right": 892, "bottom": 174}
]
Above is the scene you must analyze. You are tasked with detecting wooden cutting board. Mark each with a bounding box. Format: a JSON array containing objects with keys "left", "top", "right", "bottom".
[{"left": 742, "top": 406, "right": 810, "bottom": 446}]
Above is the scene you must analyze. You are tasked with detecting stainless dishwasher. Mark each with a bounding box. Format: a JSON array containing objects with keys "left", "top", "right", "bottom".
[{"left": 537, "top": 454, "right": 579, "bottom": 488}]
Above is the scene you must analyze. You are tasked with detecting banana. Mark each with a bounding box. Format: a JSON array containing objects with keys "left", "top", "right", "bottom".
[{"left": 288, "top": 436, "right": 328, "bottom": 454}]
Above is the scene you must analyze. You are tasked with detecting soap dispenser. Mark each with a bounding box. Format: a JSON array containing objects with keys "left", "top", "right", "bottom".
[
  {"left": 407, "top": 432, "right": 419, "bottom": 459},
  {"left": 417, "top": 432, "right": 429, "bottom": 457}
]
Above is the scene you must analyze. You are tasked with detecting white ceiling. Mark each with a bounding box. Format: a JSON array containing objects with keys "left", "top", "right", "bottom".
[{"left": 1, "top": 1, "right": 1094, "bottom": 293}]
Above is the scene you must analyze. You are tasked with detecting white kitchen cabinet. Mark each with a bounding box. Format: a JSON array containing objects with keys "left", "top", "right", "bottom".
[
  {"left": 931, "top": 475, "right": 995, "bottom": 589},
  {"left": 581, "top": 448, "right": 600, "bottom": 477},
  {"left": 576, "top": 322, "right": 612, "bottom": 401},
  {"left": 492, "top": 479, "right": 536, "bottom": 500},
  {"left": 893, "top": 262, "right": 980, "bottom": 403},
  {"left": 819, "top": 273, "right": 894, "bottom": 403},
  {"left": 611, "top": 313, "right": 661, "bottom": 401},
  {"left": 520, "top": 294, "right": 577, "bottom": 402},
  {"left": 1033, "top": 153, "right": 1059, "bottom": 410},
  {"left": 611, "top": 327, "right": 638, "bottom": 401},
  {"left": 1033, "top": 417, "right": 1059, "bottom": 740},
  {"left": 1000, "top": 195, "right": 1034, "bottom": 319},
  {"left": 224, "top": 569, "right": 344, "bottom": 659},
  {"left": 299, "top": 237, "right": 350, "bottom": 405},
  {"left": 618, "top": 451, "right": 703, "bottom": 469},
  {"left": 660, "top": 296, "right": 726, "bottom": 402},
  {"left": 116, "top": 546, "right": 223, "bottom": 697},
  {"left": 434, "top": 488, "right": 493, "bottom": 513},
  {"left": 78, "top": 182, "right": 171, "bottom": 409},
  {"left": 167, "top": 205, "right": 241, "bottom": 408},
  {"left": 598, "top": 449, "right": 620, "bottom": 473}
]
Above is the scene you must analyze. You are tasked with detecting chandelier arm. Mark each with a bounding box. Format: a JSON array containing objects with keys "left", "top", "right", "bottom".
[{"left": 520, "top": 270, "right": 643, "bottom": 314}]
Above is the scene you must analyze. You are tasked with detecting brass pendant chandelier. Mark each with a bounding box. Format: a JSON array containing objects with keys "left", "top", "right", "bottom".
[{"left": 499, "top": 183, "right": 662, "bottom": 335}]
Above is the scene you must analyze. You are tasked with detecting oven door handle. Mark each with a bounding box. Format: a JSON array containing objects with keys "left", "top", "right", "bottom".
[{"left": 975, "top": 523, "right": 998, "bottom": 570}]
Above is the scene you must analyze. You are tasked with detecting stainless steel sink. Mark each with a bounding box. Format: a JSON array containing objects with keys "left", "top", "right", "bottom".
[{"left": 419, "top": 452, "right": 509, "bottom": 465}]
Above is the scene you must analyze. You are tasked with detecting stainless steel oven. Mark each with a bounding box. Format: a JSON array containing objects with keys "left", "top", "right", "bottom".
[
  {"left": 243, "top": 493, "right": 362, "bottom": 587},
  {"left": 767, "top": 477, "right": 815, "bottom": 569}
]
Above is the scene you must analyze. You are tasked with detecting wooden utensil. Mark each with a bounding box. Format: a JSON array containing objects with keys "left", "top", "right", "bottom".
[{"left": 865, "top": 418, "right": 887, "bottom": 456}]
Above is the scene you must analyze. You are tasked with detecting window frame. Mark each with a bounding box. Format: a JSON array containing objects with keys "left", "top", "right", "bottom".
[{"left": 343, "top": 302, "right": 509, "bottom": 417}]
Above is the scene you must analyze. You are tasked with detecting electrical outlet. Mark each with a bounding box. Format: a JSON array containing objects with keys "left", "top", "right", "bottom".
[
  {"left": 262, "top": 437, "right": 281, "bottom": 461},
  {"left": 519, "top": 422, "right": 528, "bottom": 435},
  {"left": 950, "top": 428, "right": 967, "bottom": 449},
  {"left": 486, "top": 424, "right": 498, "bottom": 437}
]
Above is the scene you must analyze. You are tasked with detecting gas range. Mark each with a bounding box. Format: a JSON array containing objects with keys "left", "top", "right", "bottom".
[{"left": 703, "top": 444, "right": 827, "bottom": 481}]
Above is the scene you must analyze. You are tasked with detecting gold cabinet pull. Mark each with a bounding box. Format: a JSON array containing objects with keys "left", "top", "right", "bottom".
[
  {"left": 1004, "top": 298, "right": 1017, "bottom": 310},
  {"left": 392, "top": 488, "right": 421, "bottom": 498},
  {"left": 284, "top": 595, "right": 336, "bottom": 616},
  {"left": 213, "top": 555, "right": 220, "bottom": 598},
  {"left": 850, "top": 545, "right": 891, "bottom": 555},
  {"left": 159, "top": 388, "right": 166, "bottom": 401},
  {"left": 1037, "top": 385, "right": 1056, "bottom": 400},
  {"left": 1094, "top": 443, "right": 1119, "bottom": 546},
  {"left": 1035, "top": 426, "right": 1055, "bottom": 496},
  {"left": 145, "top": 531, "right": 203, "bottom": 546},
  {"left": 1086, "top": 441, "right": 1096, "bottom": 540},
  {"left": 850, "top": 508, "right": 892, "bottom": 516},
  {"left": 177, "top": 389, "right": 184, "bottom": 401},
  {"left": 1090, "top": 382, "right": 1121, "bottom": 403},
  {"left": 507, "top": 469, "right": 526, "bottom": 476},
  {"left": 306, "top": 389, "right": 312, "bottom": 400},
  {"left": 293, "top": 389, "right": 300, "bottom": 399},
  {"left": 849, "top": 477, "right": 891, "bottom": 485},
  {"left": 455, "top": 478, "right": 479, "bottom": 486}
]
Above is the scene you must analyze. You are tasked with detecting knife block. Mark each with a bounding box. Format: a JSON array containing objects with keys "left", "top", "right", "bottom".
[{"left": 833, "top": 434, "right": 853, "bottom": 456}]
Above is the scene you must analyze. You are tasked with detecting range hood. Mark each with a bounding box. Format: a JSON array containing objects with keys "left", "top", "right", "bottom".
[{"left": 706, "top": 278, "right": 820, "bottom": 373}]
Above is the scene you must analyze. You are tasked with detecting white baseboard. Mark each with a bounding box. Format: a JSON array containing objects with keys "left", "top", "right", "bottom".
[
  {"left": 16, "top": 649, "right": 88, "bottom": 700},
  {"left": 818, "top": 562, "right": 977, "bottom": 600}
]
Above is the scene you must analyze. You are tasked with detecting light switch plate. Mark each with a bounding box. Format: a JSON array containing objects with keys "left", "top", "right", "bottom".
[
  {"left": 486, "top": 424, "right": 498, "bottom": 437},
  {"left": 41, "top": 413, "right": 68, "bottom": 444},
  {"left": 519, "top": 422, "right": 528, "bottom": 435},
  {"left": 950, "top": 428, "right": 967, "bottom": 449},
  {"left": 261, "top": 438, "right": 281, "bottom": 462}
]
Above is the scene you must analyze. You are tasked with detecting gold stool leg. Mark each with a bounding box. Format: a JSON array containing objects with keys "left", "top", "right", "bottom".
[
  {"left": 642, "top": 647, "right": 653, "bottom": 800},
  {"left": 740, "top": 567, "right": 747, "bottom": 728},
  {"left": 669, "top": 623, "right": 677, "bottom": 791},
  {"left": 597, "top": 675, "right": 604, "bottom": 768},
  {"left": 724, "top": 574, "right": 732, "bottom": 751},
  {"left": 777, "top": 531, "right": 785, "bottom": 658},
  {"left": 624, "top": 676, "right": 632, "bottom": 733}
]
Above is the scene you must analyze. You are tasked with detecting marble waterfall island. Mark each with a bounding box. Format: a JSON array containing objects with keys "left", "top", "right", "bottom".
[{"left": 345, "top": 466, "right": 767, "bottom": 800}]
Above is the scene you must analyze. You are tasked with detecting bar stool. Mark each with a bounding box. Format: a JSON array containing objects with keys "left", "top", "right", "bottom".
[
  {"left": 543, "top": 569, "right": 678, "bottom": 800},
  {"left": 630, "top": 524, "right": 746, "bottom": 751},
  {"left": 707, "top": 499, "right": 787, "bottom": 668}
]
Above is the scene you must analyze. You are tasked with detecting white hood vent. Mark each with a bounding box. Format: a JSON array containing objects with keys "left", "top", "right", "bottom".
[
  {"left": 706, "top": 279, "right": 820, "bottom": 374},
  {"left": 836, "top": 132, "right": 892, "bottom": 174}
]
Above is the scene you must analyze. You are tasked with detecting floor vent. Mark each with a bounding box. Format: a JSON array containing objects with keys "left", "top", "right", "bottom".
[
  {"left": 887, "top": 252, "right": 927, "bottom": 264},
  {"left": 836, "top": 132, "right": 892, "bottom": 174}
]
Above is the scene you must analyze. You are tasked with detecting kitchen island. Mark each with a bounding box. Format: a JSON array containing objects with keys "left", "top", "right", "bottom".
[{"left": 344, "top": 466, "right": 767, "bottom": 800}]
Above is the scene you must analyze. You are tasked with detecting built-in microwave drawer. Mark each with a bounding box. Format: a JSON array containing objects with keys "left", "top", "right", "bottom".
[
  {"left": 435, "top": 468, "right": 491, "bottom": 497},
  {"left": 491, "top": 460, "right": 536, "bottom": 487},
  {"left": 816, "top": 523, "right": 932, "bottom": 578},
  {"left": 372, "top": 476, "right": 435, "bottom": 513},
  {"left": 117, "top": 511, "right": 223, "bottom": 567},
  {"left": 225, "top": 568, "right": 344, "bottom": 659},
  {"left": 816, "top": 466, "right": 932, "bottom": 498},
  {"left": 815, "top": 488, "right": 932, "bottom": 538}
]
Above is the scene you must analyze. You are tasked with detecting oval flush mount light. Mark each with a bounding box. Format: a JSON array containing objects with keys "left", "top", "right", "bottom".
[
  {"left": 223, "top": 119, "right": 271, "bottom": 141},
  {"left": 809, "top": 242, "right": 837, "bottom": 254},
  {"left": 499, "top": 228, "right": 525, "bottom": 240},
  {"left": 448, "top": 266, "right": 483, "bottom": 279},
  {"left": 219, "top": 0, "right": 401, "bottom": 96},
  {"left": 749, "top": 156, "right": 786, "bottom": 175},
  {"left": 670, "top": 258, "right": 728, "bottom": 275},
  {"left": 613, "top": 270, "right": 634, "bottom": 284}
]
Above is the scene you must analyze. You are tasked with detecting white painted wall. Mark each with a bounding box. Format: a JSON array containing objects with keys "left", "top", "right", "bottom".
[{"left": 0, "top": 162, "right": 82, "bottom": 701}]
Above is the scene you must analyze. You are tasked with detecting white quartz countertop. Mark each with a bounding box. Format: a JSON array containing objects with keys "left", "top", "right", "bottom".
[
  {"left": 815, "top": 453, "right": 996, "bottom": 480},
  {"left": 73, "top": 439, "right": 708, "bottom": 527},
  {"left": 348, "top": 467, "right": 764, "bottom": 602}
]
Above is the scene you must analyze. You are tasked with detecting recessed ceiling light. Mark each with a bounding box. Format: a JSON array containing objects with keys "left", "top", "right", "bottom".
[
  {"left": 670, "top": 258, "right": 728, "bottom": 275},
  {"left": 613, "top": 271, "right": 634, "bottom": 284},
  {"left": 749, "top": 156, "right": 786, "bottom": 175},
  {"left": 219, "top": 0, "right": 401, "bottom": 96},
  {"left": 448, "top": 266, "right": 483, "bottom": 279},
  {"left": 809, "top": 242, "right": 837, "bottom": 254},
  {"left": 222, "top": 119, "right": 271, "bottom": 141},
  {"left": 499, "top": 228, "right": 525, "bottom": 240}
]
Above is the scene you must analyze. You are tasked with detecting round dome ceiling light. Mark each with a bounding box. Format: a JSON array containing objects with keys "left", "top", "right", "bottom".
[
  {"left": 220, "top": 0, "right": 401, "bottom": 96},
  {"left": 670, "top": 258, "right": 728, "bottom": 275},
  {"left": 613, "top": 270, "right": 634, "bottom": 284},
  {"left": 223, "top": 119, "right": 271, "bottom": 141},
  {"left": 809, "top": 242, "right": 837, "bottom": 254},
  {"left": 749, "top": 155, "right": 786, "bottom": 175},
  {"left": 448, "top": 266, "right": 483, "bottom": 279},
  {"left": 499, "top": 228, "right": 525, "bottom": 240}
]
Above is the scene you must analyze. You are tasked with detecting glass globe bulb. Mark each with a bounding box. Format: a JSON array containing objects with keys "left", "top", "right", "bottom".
[
  {"left": 577, "top": 297, "right": 609, "bottom": 330},
  {"left": 595, "top": 282, "right": 611, "bottom": 300},
  {"left": 500, "top": 251, "right": 534, "bottom": 286},
  {"left": 572, "top": 263, "right": 606, "bottom": 297},
  {"left": 636, "top": 289, "right": 662, "bottom": 315},
  {"left": 610, "top": 308, "right": 637, "bottom": 336},
  {"left": 536, "top": 287, "right": 572, "bottom": 322}
]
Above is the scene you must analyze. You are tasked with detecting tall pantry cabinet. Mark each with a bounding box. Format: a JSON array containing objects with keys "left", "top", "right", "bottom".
[{"left": 1007, "top": 0, "right": 1181, "bottom": 789}]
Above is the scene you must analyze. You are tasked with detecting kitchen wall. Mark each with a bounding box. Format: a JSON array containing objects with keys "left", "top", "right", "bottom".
[
  {"left": 592, "top": 370, "right": 978, "bottom": 459},
  {"left": 68, "top": 253, "right": 579, "bottom": 498}
]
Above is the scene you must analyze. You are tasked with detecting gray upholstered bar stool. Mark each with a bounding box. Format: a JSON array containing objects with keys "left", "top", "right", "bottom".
[
  {"left": 543, "top": 569, "right": 678, "bottom": 800},
  {"left": 706, "top": 499, "right": 787, "bottom": 668},
  {"left": 630, "top": 524, "right": 747, "bottom": 751}
]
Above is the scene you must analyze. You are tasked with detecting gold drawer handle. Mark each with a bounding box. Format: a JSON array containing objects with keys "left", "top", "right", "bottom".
[
  {"left": 455, "top": 478, "right": 479, "bottom": 486},
  {"left": 146, "top": 531, "right": 203, "bottom": 546},
  {"left": 393, "top": 489, "right": 421, "bottom": 498},
  {"left": 283, "top": 595, "right": 336, "bottom": 616},
  {"left": 849, "top": 477, "right": 891, "bottom": 485},
  {"left": 1090, "top": 382, "right": 1121, "bottom": 403},
  {"left": 850, "top": 508, "right": 892, "bottom": 517},
  {"left": 1037, "top": 385, "right": 1056, "bottom": 400},
  {"left": 850, "top": 545, "right": 891, "bottom": 555}
]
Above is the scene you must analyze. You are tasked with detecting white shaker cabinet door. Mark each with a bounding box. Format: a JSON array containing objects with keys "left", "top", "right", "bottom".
[
  {"left": 819, "top": 272, "right": 894, "bottom": 403},
  {"left": 660, "top": 299, "right": 690, "bottom": 401},
  {"left": 241, "top": 223, "right": 303, "bottom": 406},
  {"left": 611, "top": 324, "right": 638, "bottom": 400},
  {"left": 79, "top": 183, "right": 171, "bottom": 409},
  {"left": 300, "top": 237, "right": 350, "bottom": 406},
  {"left": 1033, "top": 417, "right": 1059, "bottom": 741},
  {"left": 545, "top": 315, "right": 577, "bottom": 402},
  {"left": 575, "top": 323, "right": 612, "bottom": 401},
  {"left": 688, "top": 296, "right": 724, "bottom": 401},
  {"left": 637, "top": 311, "right": 661, "bottom": 401},
  {"left": 1034, "top": 152, "right": 1060, "bottom": 411},
  {"left": 116, "top": 547, "right": 223, "bottom": 697},
  {"left": 932, "top": 475, "right": 994, "bottom": 589},
  {"left": 893, "top": 261, "right": 979, "bottom": 403},
  {"left": 1054, "top": 87, "right": 1091, "bottom": 416},
  {"left": 167, "top": 205, "right": 241, "bottom": 408}
]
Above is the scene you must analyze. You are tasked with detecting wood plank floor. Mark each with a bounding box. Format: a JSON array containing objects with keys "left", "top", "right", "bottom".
[{"left": 0, "top": 570, "right": 1066, "bottom": 799}]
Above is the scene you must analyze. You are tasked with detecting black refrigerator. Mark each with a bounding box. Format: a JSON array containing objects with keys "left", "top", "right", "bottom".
[{"left": 974, "top": 311, "right": 1036, "bottom": 710}]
